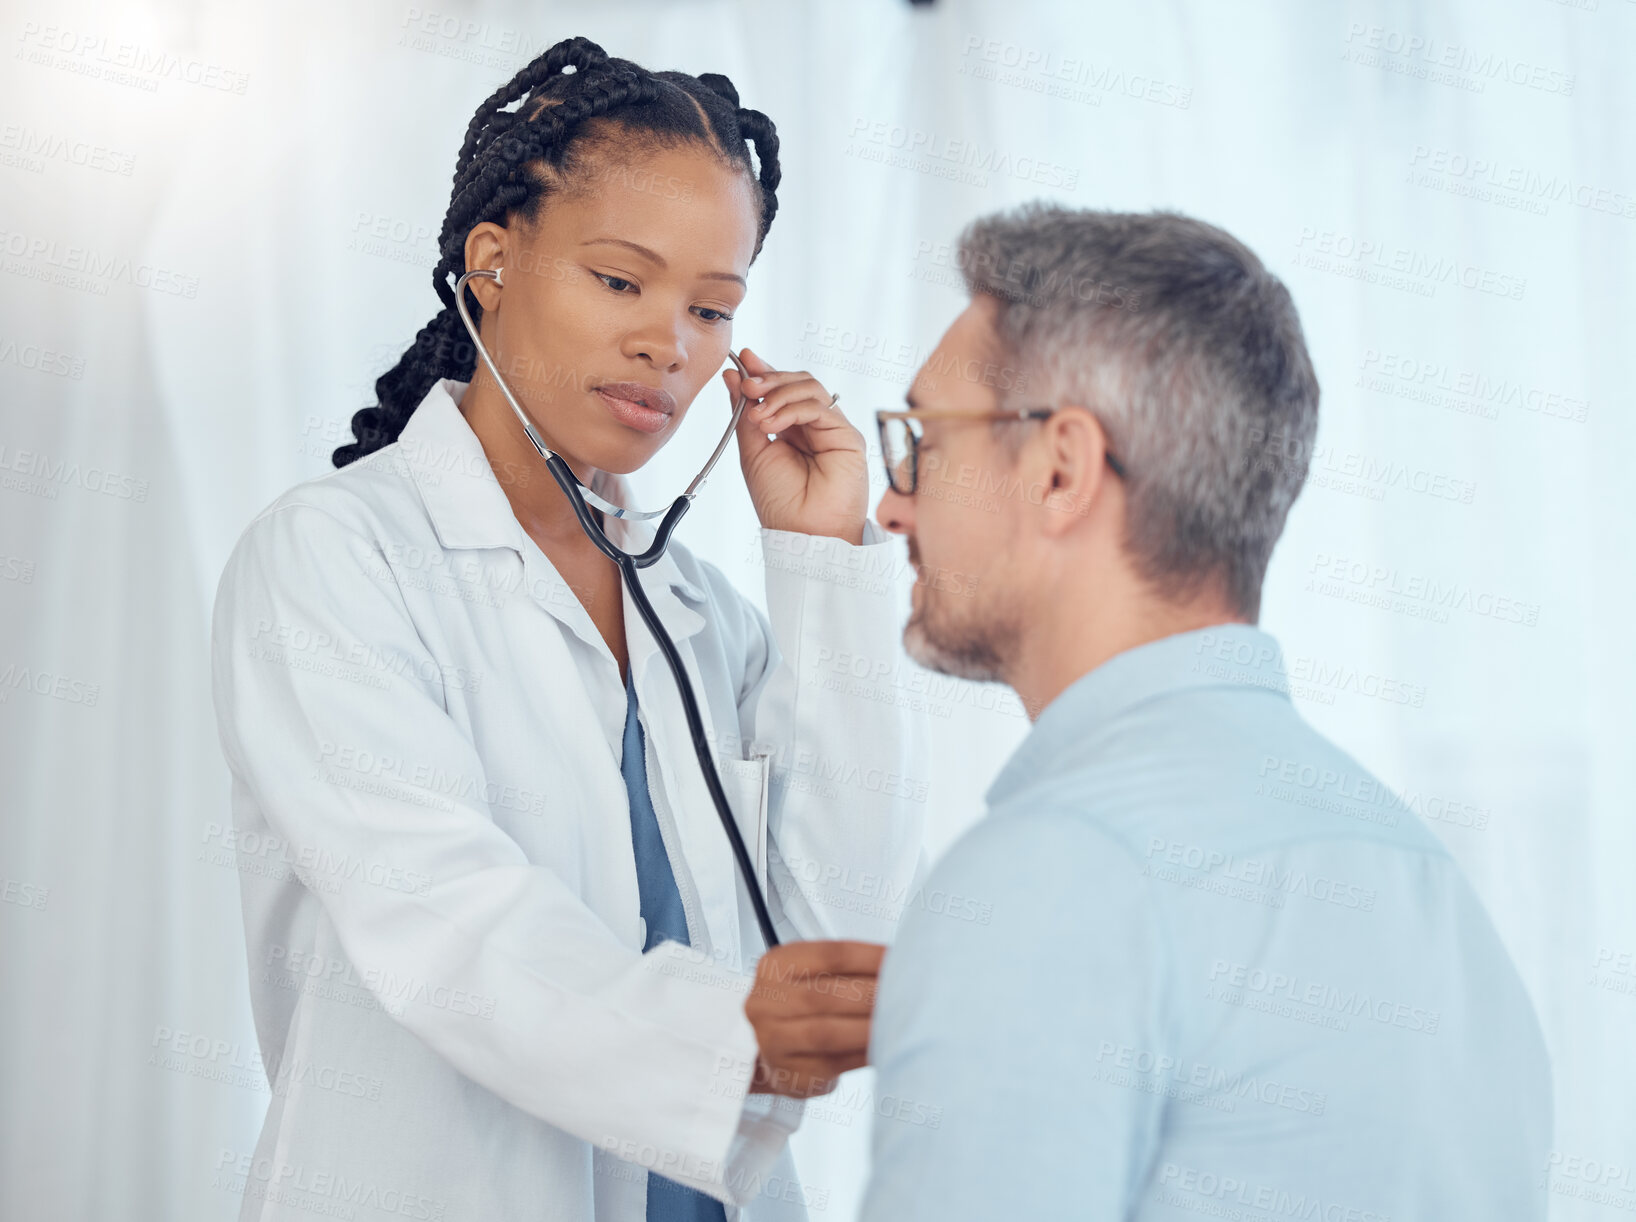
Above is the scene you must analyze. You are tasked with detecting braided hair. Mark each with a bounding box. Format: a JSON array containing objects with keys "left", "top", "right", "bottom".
[{"left": 333, "top": 36, "right": 783, "bottom": 468}]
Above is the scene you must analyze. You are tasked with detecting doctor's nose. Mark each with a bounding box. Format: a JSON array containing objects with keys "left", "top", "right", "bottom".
[{"left": 621, "top": 322, "right": 685, "bottom": 372}]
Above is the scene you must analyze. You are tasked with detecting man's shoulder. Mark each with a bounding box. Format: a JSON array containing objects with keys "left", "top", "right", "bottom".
[
  {"left": 915, "top": 699, "right": 1473, "bottom": 963},
  {"left": 1004, "top": 690, "right": 1451, "bottom": 866},
  {"left": 903, "top": 806, "right": 1155, "bottom": 952}
]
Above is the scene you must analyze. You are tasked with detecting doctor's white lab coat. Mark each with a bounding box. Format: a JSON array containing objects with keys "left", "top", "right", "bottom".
[{"left": 209, "top": 378, "right": 928, "bottom": 1222}]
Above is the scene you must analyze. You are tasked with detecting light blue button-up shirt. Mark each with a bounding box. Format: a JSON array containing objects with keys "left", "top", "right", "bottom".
[{"left": 860, "top": 624, "right": 1551, "bottom": 1221}]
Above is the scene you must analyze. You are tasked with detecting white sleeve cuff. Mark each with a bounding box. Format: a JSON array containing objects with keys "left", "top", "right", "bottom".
[
  {"left": 756, "top": 522, "right": 903, "bottom": 601},
  {"left": 723, "top": 1091, "right": 807, "bottom": 1204},
  {"left": 632, "top": 942, "right": 805, "bottom": 1208}
]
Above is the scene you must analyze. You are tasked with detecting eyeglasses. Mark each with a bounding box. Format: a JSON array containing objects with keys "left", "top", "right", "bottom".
[{"left": 874, "top": 407, "right": 1127, "bottom": 497}]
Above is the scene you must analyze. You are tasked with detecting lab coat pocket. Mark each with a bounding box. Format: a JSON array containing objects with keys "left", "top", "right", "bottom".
[{"left": 714, "top": 756, "right": 769, "bottom": 891}]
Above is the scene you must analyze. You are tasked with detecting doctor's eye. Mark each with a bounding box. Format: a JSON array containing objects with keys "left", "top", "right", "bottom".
[{"left": 594, "top": 273, "right": 637, "bottom": 294}]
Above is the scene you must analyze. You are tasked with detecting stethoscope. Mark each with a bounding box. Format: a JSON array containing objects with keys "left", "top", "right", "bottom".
[{"left": 454, "top": 266, "right": 783, "bottom": 949}]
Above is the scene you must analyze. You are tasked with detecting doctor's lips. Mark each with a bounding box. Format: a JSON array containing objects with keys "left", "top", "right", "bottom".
[{"left": 593, "top": 381, "right": 677, "bottom": 434}]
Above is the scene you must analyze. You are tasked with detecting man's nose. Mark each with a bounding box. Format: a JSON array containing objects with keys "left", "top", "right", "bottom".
[{"left": 874, "top": 486, "right": 914, "bottom": 536}]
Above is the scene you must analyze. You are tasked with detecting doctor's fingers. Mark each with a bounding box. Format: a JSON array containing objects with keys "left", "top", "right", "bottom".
[
  {"left": 746, "top": 972, "right": 879, "bottom": 1018},
  {"left": 738, "top": 370, "right": 826, "bottom": 407},
  {"left": 752, "top": 397, "right": 857, "bottom": 444},
  {"left": 722, "top": 367, "right": 827, "bottom": 411},
  {"left": 755, "top": 1020, "right": 876, "bottom": 1092},
  {"left": 756, "top": 1014, "right": 873, "bottom": 1058},
  {"left": 729, "top": 346, "right": 815, "bottom": 396},
  {"left": 748, "top": 941, "right": 884, "bottom": 1014}
]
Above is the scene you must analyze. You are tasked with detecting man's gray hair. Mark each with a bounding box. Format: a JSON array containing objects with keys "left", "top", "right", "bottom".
[{"left": 958, "top": 203, "right": 1319, "bottom": 621}]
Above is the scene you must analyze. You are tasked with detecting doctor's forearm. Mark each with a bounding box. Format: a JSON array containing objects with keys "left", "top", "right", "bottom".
[{"left": 757, "top": 523, "right": 928, "bottom": 942}]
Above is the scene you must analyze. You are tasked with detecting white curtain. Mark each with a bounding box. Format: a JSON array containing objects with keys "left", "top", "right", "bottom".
[{"left": 2, "top": 0, "right": 1630, "bottom": 1217}]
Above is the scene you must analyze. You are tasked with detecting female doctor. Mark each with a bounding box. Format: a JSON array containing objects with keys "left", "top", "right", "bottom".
[{"left": 209, "top": 36, "right": 925, "bottom": 1222}]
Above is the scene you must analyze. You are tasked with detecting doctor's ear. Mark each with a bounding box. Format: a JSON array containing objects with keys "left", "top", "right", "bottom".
[
  {"left": 460, "top": 264, "right": 505, "bottom": 312},
  {"left": 461, "top": 221, "right": 510, "bottom": 310}
]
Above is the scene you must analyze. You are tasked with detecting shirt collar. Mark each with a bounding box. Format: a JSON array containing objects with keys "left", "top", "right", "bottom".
[
  {"left": 397, "top": 378, "right": 706, "bottom": 603},
  {"left": 984, "top": 623, "right": 1291, "bottom": 808}
]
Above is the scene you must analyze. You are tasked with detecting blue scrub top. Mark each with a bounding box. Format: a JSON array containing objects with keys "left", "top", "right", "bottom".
[{"left": 620, "top": 663, "right": 728, "bottom": 1222}]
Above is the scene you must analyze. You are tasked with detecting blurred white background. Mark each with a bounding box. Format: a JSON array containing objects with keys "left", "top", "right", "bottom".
[{"left": 1, "top": 0, "right": 1632, "bottom": 1217}]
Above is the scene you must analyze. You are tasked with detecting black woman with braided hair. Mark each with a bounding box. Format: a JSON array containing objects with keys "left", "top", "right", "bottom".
[{"left": 209, "top": 35, "right": 926, "bottom": 1222}]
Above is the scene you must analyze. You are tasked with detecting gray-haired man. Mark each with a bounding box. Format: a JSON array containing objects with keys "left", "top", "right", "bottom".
[{"left": 855, "top": 204, "right": 1550, "bottom": 1220}]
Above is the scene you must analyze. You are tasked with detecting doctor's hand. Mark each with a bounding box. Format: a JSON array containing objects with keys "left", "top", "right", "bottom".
[
  {"left": 724, "top": 348, "right": 869, "bottom": 546},
  {"left": 744, "top": 940, "right": 884, "bottom": 1098}
]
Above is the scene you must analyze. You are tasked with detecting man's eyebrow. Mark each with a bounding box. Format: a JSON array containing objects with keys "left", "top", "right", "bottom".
[{"left": 581, "top": 237, "right": 746, "bottom": 288}]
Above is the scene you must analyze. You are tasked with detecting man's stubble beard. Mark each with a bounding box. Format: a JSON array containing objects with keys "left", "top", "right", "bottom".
[{"left": 901, "top": 539, "right": 1021, "bottom": 685}]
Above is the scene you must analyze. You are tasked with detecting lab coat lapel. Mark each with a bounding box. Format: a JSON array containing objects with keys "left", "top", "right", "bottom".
[
  {"left": 401, "top": 394, "right": 726, "bottom": 952},
  {"left": 606, "top": 514, "right": 743, "bottom": 966}
]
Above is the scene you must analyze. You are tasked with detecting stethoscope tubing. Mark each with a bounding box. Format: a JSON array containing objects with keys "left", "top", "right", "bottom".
[{"left": 453, "top": 268, "right": 783, "bottom": 950}]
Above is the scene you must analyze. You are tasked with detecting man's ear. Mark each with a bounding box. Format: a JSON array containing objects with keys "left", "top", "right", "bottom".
[{"left": 1036, "top": 405, "right": 1115, "bottom": 534}]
